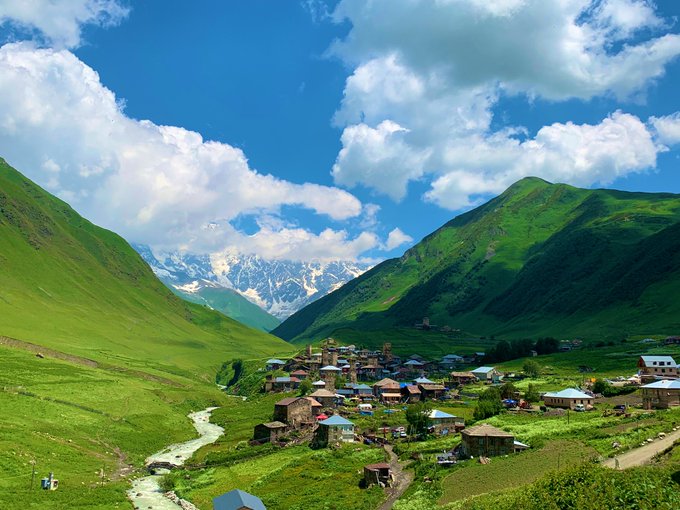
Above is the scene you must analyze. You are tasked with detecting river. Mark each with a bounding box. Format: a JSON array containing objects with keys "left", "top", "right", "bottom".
[{"left": 127, "top": 407, "right": 224, "bottom": 510}]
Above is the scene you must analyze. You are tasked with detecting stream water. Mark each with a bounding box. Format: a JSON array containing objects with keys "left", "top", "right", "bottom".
[{"left": 127, "top": 407, "right": 224, "bottom": 510}]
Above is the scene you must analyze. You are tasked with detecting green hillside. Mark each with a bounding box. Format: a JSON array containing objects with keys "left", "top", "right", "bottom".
[
  {"left": 0, "top": 157, "right": 292, "bottom": 508},
  {"left": 0, "top": 157, "right": 289, "bottom": 377},
  {"left": 273, "top": 177, "right": 680, "bottom": 349},
  {"left": 168, "top": 284, "right": 280, "bottom": 332}
]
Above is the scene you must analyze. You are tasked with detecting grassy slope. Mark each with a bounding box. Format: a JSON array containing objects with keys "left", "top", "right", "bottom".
[
  {"left": 274, "top": 177, "right": 680, "bottom": 348},
  {"left": 169, "top": 284, "right": 280, "bottom": 332},
  {"left": 0, "top": 157, "right": 290, "bottom": 377},
  {"left": 0, "top": 158, "right": 293, "bottom": 508}
]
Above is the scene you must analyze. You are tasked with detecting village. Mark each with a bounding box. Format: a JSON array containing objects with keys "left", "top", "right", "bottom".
[{"left": 234, "top": 338, "right": 680, "bottom": 499}]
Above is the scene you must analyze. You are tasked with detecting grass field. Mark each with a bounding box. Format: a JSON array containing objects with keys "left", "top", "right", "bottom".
[
  {"left": 172, "top": 444, "right": 387, "bottom": 510},
  {"left": 0, "top": 344, "right": 231, "bottom": 509},
  {"left": 439, "top": 440, "right": 593, "bottom": 505}
]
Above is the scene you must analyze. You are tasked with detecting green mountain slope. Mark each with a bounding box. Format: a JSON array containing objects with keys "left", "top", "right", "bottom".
[
  {"left": 274, "top": 177, "right": 680, "bottom": 347},
  {"left": 168, "top": 283, "right": 280, "bottom": 332},
  {"left": 0, "top": 158, "right": 289, "bottom": 377}
]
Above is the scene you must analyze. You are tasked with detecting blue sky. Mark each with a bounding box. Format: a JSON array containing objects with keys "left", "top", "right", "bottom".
[{"left": 1, "top": 1, "right": 680, "bottom": 263}]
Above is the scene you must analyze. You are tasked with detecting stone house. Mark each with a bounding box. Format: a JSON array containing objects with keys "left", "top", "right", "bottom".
[
  {"left": 461, "top": 424, "right": 514, "bottom": 457},
  {"left": 252, "top": 421, "right": 288, "bottom": 444},
  {"left": 273, "top": 397, "right": 313, "bottom": 427},
  {"left": 309, "top": 389, "right": 337, "bottom": 407},
  {"left": 449, "top": 371, "right": 476, "bottom": 386}
]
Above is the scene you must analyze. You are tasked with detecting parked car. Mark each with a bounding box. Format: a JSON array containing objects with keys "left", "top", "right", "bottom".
[{"left": 574, "top": 403, "right": 586, "bottom": 412}]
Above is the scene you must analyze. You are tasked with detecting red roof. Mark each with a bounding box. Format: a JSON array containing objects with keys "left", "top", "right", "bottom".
[
  {"left": 316, "top": 414, "right": 329, "bottom": 420},
  {"left": 291, "top": 370, "right": 308, "bottom": 375}
]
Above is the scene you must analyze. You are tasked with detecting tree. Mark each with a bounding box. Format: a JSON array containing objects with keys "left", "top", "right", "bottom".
[
  {"left": 474, "top": 387, "right": 502, "bottom": 420},
  {"left": 592, "top": 379, "right": 608, "bottom": 395},
  {"left": 500, "top": 381, "right": 517, "bottom": 399},
  {"left": 523, "top": 359, "right": 541, "bottom": 378},
  {"left": 298, "top": 379, "right": 312, "bottom": 396},
  {"left": 405, "top": 402, "right": 431, "bottom": 437},
  {"left": 524, "top": 383, "right": 540, "bottom": 403}
]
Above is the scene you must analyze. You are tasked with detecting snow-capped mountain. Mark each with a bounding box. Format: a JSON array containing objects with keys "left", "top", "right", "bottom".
[{"left": 134, "top": 245, "right": 372, "bottom": 319}]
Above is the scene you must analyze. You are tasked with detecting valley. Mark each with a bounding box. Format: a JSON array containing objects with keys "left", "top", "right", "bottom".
[{"left": 1, "top": 160, "right": 679, "bottom": 510}]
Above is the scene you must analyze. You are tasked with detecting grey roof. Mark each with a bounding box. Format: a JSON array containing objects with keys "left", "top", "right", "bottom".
[
  {"left": 543, "top": 388, "right": 592, "bottom": 399},
  {"left": 414, "top": 377, "right": 435, "bottom": 384},
  {"left": 213, "top": 489, "right": 266, "bottom": 510},
  {"left": 266, "top": 359, "right": 284, "bottom": 365},
  {"left": 354, "top": 383, "right": 372, "bottom": 390},
  {"left": 404, "top": 359, "right": 424, "bottom": 366},
  {"left": 274, "top": 377, "right": 292, "bottom": 383},
  {"left": 472, "top": 366, "right": 496, "bottom": 374},
  {"left": 640, "top": 355, "right": 677, "bottom": 367},
  {"left": 320, "top": 365, "right": 342, "bottom": 371},
  {"left": 642, "top": 379, "right": 680, "bottom": 389},
  {"left": 319, "top": 415, "right": 355, "bottom": 426}
]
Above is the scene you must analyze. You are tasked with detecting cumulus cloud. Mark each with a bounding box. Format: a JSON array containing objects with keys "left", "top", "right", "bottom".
[
  {"left": 0, "top": 0, "right": 129, "bottom": 48},
  {"left": 332, "top": 120, "right": 430, "bottom": 201},
  {"left": 650, "top": 113, "right": 680, "bottom": 146},
  {"left": 384, "top": 228, "right": 413, "bottom": 251},
  {"left": 0, "top": 42, "right": 372, "bottom": 261},
  {"left": 328, "top": 0, "right": 680, "bottom": 208}
]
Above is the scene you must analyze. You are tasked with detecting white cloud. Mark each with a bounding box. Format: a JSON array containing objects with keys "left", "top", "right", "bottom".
[
  {"left": 0, "top": 0, "right": 129, "bottom": 48},
  {"left": 332, "top": 120, "right": 430, "bottom": 201},
  {"left": 0, "top": 42, "right": 371, "bottom": 261},
  {"left": 650, "top": 112, "right": 680, "bottom": 146},
  {"left": 426, "top": 111, "right": 659, "bottom": 209},
  {"left": 384, "top": 228, "right": 413, "bottom": 251},
  {"left": 327, "top": 0, "right": 680, "bottom": 208}
]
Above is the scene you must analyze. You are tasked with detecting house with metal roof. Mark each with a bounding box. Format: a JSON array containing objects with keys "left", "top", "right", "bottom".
[
  {"left": 471, "top": 366, "right": 500, "bottom": 382},
  {"left": 428, "top": 409, "right": 464, "bottom": 434},
  {"left": 543, "top": 388, "right": 594, "bottom": 409},
  {"left": 637, "top": 355, "right": 678, "bottom": 382},
  {"left": 213, "top": 489, "right": 266, "bottom": 510},
  {"left": 265, "top": 359, "right": 285, "bottom": 371},
  {"left": 312, "top": 415, "right": 355, "bottom": 447},
  {"left": 641, "top": 379, "right": 680, "bottom": 409}
]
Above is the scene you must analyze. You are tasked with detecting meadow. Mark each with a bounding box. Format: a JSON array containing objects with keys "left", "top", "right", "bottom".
[{"left": 0, "top": 344, "right": 229, "bottom": 509}]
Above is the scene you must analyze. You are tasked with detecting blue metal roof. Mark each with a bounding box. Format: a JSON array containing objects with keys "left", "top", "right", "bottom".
[
  {"left": 354, "top": 384, "right": 372, "bottom": 390},
  {"left": 319, "top": 415, "right": 355, "bottom": 426},
  {"left": 429, "top": 409, "right": 456, "bottom": 419},
  {"left": 213, "top": 489, "right": 266, "bottom": 510},
  {"left": 404, "top": 360, "right": 423, "bottom": 365},
  {"left": 414, "top": 377, "right": 435, "bottom": 384}
]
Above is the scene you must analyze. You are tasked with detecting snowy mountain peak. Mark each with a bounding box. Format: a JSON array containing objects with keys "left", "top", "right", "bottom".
[{"left": 134, "top": 245, "right": 372, "bottom": 319}]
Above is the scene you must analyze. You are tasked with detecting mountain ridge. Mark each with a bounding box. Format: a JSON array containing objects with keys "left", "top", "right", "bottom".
[
  {"left": 135, "top": 245, "right": 372, "bottom": 320},
  {"left": 273, "top": 177, "right": 680, "bottom": 347},
  {"left": 0, "top": 157, "right": 288, "bottom": 375}
]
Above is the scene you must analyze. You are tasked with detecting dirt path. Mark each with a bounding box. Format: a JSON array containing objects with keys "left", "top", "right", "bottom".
[
  {"left": 377, "top": 444, "right": 414, "bottom": 510},
  {"left": 603, "top": 428, "right": 680, "bottom": 469}
]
